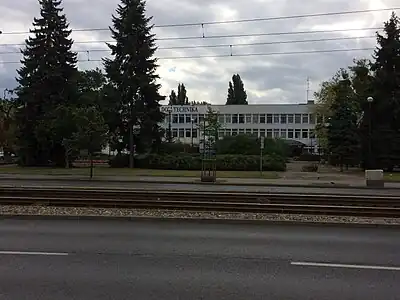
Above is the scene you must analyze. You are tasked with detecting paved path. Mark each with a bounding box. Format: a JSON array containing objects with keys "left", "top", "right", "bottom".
[
  {"left": 1, "top": 173, "right": 400, "bottom": 189},
  {"left": 0, "top": 218, "right": 399, "bottom": 299},
  {"left": 1, "top": 177, "right": 400, "bottom": 195}
]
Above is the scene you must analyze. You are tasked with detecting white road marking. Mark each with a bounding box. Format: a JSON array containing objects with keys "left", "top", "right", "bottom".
[
  {"left": 291, "top": 261, "right": 400, "bottom": 271},
  {"left": 0, "top": 251, "right": 68, "bottom": 256}
]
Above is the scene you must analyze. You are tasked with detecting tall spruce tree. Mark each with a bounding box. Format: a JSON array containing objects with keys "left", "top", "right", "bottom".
[
  {"left": 104, "top": 0, "right": 164, "bottom": 168},
  {"left": 369, "top": 12, "right": 400, "bottom": 169},
  {"left": 15, "top": 0, "right": 77, "bottom": 166},
  {"left": 168, "top": 89, "right": 177, "bottom": 105},
  {"left": 177, "top": 83, "right": 189, "bottom": 105},
  {"left": 226, "top": 74, "right": 248, "bottom": 105}
]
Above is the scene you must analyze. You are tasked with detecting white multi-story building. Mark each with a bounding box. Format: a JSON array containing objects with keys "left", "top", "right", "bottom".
[{"left": 160, "top": 101, "right": 319, "bottom": 152}]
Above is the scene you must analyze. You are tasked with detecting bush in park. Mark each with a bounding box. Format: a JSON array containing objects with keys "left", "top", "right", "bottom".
[
  {"left": 110, "top": 153, "right": 286, "bottom": 171},
  {"left": 216, "top": 135, "right": 288, "bottom": 158}
]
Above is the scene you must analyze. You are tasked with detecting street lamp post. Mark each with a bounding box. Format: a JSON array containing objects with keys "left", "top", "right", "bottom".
[
  {"left": 191, "top": 118, "right": 195, "bottom": 147},
  {"left": 367, "top": 96, "right": 374, "bottom": 169}
]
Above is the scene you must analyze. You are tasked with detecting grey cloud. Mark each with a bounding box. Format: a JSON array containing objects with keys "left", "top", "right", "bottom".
[{"left": 0, "top": 0, "right": 398, "bottom": 103}]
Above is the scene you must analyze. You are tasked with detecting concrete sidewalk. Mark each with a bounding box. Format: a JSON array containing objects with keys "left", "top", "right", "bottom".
[{"left": 1, "top": 173, "right": 400, "bottom": 190}]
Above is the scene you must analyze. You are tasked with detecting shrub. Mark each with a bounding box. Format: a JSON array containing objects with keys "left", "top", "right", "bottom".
[
  {"left": 216, "top": 135, "right": 288, "bottom": 158},
  {"left": 110, "top": 153, "right": 286, "bottom": 171},
  {"left": 156, "top": 142, "right": 199, "bottom": 155},
  {"left": 297, "top": 153, "right": 321, "bottom": 162},
  {"left": 301, "top": 163, "right": 319, "bottom": 172}
]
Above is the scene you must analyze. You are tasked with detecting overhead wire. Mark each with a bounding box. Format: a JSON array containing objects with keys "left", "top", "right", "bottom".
[
  {"left": 0, "top": 7, "right": 397, "bottom": 34},
  {"left": 0, "top": 48, "right": 375, "bottom": 64},
  {"left": 0, "top": 35, "right": 376, "bottom": 54},
  {"left": 0, "top": 27, "right": 384, "bottom": 47}
]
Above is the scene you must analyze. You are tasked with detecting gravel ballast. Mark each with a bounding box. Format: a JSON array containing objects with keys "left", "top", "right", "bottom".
[{"left": 1, "top": 205, "right": 399, "bottom": 225}]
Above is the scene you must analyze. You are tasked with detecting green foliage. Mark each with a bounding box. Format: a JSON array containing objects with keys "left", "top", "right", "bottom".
[
  {"left": 368, "top": 12, "right": 400, "bottom": 169},
  {"left": 327, "top": 78, "right": 360, "bottom": 171},
  {"left": 177, "top": 83, "right": 189, "bottom": 105},
  {"left": 199, "top": 106, "right": 223, "bottom": 149},
  {"left": 15, "top": 0, "right": 78, "bottom": 166},
  {"left": 226, "top": 74, "right": 248, "bottom": 105},
  {"left": 168, "top": 90, "right": 178, "bottom": 105},
  {"left": 156, "top": 141, "right": 198, "bottom": 155},
  {"left": 301, "top": 163, "right": 319, "bottom": 172},
  {"left": 104, "top": 0, "right": 165, "bottom": 155},
  {"left": 216, "top": 135, "right": 288, "bottom": 158},
  {"left": 0, "top": 97, "right": 17, "bottom": 155},
  {"left": 110, "top": 153, "right": 286, "bottom": 171}
]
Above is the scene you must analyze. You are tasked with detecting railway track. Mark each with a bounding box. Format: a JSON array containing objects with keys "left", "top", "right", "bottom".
[{"left": 1, "top": 187, "right": 400, "bottom": 217}]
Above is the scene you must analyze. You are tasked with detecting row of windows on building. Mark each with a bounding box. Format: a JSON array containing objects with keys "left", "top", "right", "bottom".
[
  {"left": 170, "top": 128, "right": 316, "bottom": 140},
  {"left": 166, "top": 113, "right": 319, "bottom": 125}
]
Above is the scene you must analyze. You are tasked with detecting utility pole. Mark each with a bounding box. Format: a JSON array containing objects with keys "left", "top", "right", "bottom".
[{"left": 306, "top": 77, "right": 310, "bottom": 102}]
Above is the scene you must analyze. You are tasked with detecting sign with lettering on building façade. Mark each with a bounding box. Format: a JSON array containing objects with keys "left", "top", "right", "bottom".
[{"left": 160, "top": 106, "right": 199, "bottom": 113}]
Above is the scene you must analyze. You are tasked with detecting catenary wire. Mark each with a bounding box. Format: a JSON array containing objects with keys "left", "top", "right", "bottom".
[
  {"left": 0, "top": 27, "right": 384, "bottom": 46},
  {"left": 0, "top": 48, "right": 375, "bottom": 64},
  {"left": 0, "top": 36, "right": 376, "bottom": 54},
  {"left": 0, "top": 7, "right": 397, "bottom": 34}
]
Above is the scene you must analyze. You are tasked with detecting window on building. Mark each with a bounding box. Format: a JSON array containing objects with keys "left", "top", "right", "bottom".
[
  {"left": 302, "top": 114, "right": 309, "bottom": 124},
  {"left": 225, "top": 129, "right": 232, "bottom": 136},
  {"left": 280, "top": 114, "right": 287, "bottom": 124},
  {"left": 260, "top": 129, "right": 265, "bottom": 137},
  {"left": 266, "top": 114, "right": 272, "bottom": 124},
  {"left": 245, "top": 129, "right": 252, "bottom": 135},
  {"left": 260, "top": 114, "right": 266, "bottom": 123},
  {"left": 288, "top": 129, "right": 294, "bottom": 139},
  {"left": 192, "top": 115, "right": 198, "bottom": 123},
  {"left": 239, "top": 128, "right": 245, "bottom": 135},
  {"left": 186, "top": 129, "right": 191, "bottom": 137},
  {"left": 218, "top": 114, "right": 225, "bottom": 124},
  {"left": 273, "top": 129, "right": 280, "bottom": 138},
  {"left": 309, "top": 114, "right": 315, "bottom": 124},
  {"left": 245, "top": 114, "right": 252, "bottom": 124},
  {"left": 179, "top": 128, "right": 184, "bottom": 137},
  {"left": 266, "top": 129, "right": 272, "bottom": 138},
  {"left": 288, "top": 114, "right": 294, "bottom": 123},
  {"left": 179, "top": 114, "right": 185, "bottom": 124},
  {"left": 280, "top": 129, "right": 286, "bottom": 138},
  {"left": 232, "top": 129, "right": 238, "bottom": 136},
  {"left": 225, "top": 114, "right": 231, "bottom": 123},
  {"left": 294, "top": 129, "right": 301, "bottom": 139},
  {"left": 274, "top": 114, "right": 280, "bottom": 124},
  {"left": 199, "top": 114, "right": 205, "bottom": 123},
  {"left": 186, "top": 115, "right": 191, "bottom": 123},
  {"left": 172, "top": 114, "right": 178, "bottom": 124},
  {"left": 232, "top": 114, "right": 238, "bottom": 124},
  {"left": 295, "top": 114, "right": 301, "bottom": 124},
  {"left": 302, "top": 129, "right": 309, "bottom": 139},
  {"left": 239, "top": 114, "right": 245, "bottom": 124},
  {"left": 218, "top": 130, "right": 224, "bottom": 137},
  {"left": 309, "top": 129, "right": 315, "bottom": 139},
  {"left": 253, "top": 114, "right": 259, "bottom": 124},
  {"left": 252, "top": 129, "right": 259, "bottom": 137},
  {"left": 172, "top": 129, "right": 178, "bottom": 137},
  {"left": 192, "top": 129, "right": 198, "bottom": 138}
]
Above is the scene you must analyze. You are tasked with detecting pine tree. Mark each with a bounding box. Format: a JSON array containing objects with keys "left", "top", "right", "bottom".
[
  {"left": 15, "top": 0, "right": 77, "bottom": 166},
  {"left": 104, "top": 0, "right": 165, "bottom": 168},
  {"left": 226, "top": 74, "right": 248, "bottom": 105},
  {"left": 177, "top": 83, "right": 188, "bottom": 105},
  {"left": 168, "top": 90, "right": 177, "bottom": 105},
  {"left": 369, "top": 12, "right": 400, "bottom": 169}
]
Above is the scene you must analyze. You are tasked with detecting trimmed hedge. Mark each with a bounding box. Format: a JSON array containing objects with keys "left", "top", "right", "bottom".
[{"left": 110, "top": 154, "right": 286, "bottom": 171}]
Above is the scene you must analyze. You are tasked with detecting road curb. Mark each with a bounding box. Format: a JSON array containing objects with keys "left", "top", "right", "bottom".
[
  {"left": 1, "top": 176, "right": 399, "bottom": 190},
  {"left": 2, "top": 214, "right": 399, "bottom": 228}
]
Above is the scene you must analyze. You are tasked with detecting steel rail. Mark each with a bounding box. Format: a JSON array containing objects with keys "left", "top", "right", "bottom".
[{"left": 0, "top": 187, "right": 400, "bottom": 217}]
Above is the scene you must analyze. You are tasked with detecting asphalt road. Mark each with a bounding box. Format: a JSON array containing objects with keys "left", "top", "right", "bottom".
[
  {"left": 0, "top": 218, "right": 399, "bottom": 300},
  {"left": 1, "top": 179, "right": 400, "bottom": 196}
]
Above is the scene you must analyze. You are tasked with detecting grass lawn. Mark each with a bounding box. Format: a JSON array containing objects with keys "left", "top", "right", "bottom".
[
  {"left": 384, "top": 173, "right": 400, "bottom": 182},
  {"left": 0, "top": 166, "right": 280, "bottom": 179}
]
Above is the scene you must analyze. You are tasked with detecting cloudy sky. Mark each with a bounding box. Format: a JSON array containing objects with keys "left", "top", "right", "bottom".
[{"left": 0, "top": 0, "right": 398, "bottom": 104}]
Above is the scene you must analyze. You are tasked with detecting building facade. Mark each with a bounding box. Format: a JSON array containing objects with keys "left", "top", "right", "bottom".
[{"left": 160, "top": 101, "right": 319, "bottom": 152}]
